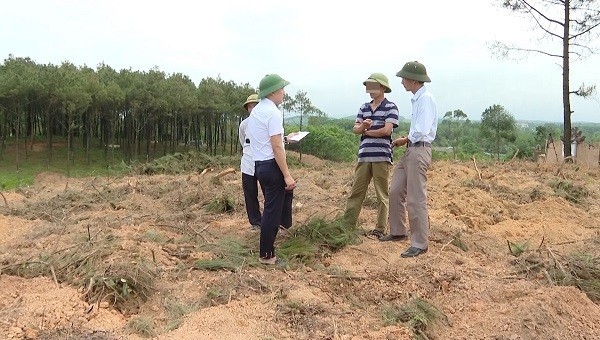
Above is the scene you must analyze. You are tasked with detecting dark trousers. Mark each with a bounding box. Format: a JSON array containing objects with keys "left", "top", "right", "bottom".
[
  {"left": 255, "top": 159, "right": 294, "bottom": 259},
  {"left": 242, "top": 173, "right": 264, "bottom": 226}
]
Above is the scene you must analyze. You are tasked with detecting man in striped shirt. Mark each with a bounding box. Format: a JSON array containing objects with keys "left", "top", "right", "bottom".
[{"left": 342, "top": 73, "right": 399, "bottom": 239}]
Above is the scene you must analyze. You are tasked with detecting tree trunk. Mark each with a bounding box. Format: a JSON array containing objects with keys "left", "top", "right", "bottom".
[
  {"left": 67, "top": 112, "right": 72, "bottom": 177},
  {"left": 562, "top": 1, "right": 572, "bottom": 159},
  {"left": 15, "top": 108, "right": 20, "bottom": 172},
  {"left": 46, "top": 108, "right": 53, "bottom": 169}
]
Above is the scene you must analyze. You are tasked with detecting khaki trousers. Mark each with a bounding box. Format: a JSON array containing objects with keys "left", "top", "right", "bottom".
[
  {"left": 343, "top": 161, "right": 390, "bottom": 231},
  {"left": 389, "top": 147, "right": 431, "bottom": 249}
]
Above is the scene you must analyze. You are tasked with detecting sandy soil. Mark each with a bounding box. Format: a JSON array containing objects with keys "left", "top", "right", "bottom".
[{"left": 1, "top": 152, "right": 599, "bottom": 339}]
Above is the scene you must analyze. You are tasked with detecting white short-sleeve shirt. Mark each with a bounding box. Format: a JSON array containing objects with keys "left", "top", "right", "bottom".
[{"left": 247, "top": 98, "right": 284, "bottom": 161}]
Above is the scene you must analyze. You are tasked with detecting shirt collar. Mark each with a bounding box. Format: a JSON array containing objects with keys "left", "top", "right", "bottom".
[
  {"left": 260, "top": 97, "right": 278, "bottom": 109},
  {"left": 370, "top": 97, "right": 389, "bottom": 109},
  {"left": 412, "top": 86, "right": 426, "bottom": 101}
]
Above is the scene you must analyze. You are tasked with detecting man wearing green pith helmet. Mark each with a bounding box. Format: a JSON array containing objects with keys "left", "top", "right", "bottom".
[
  {"left": 239, "top": 94, "right": 262, "bottom": 231},
  {"left": 387, "top": 61, "right": 438, "bottom": 258},
  {"left": 247, "top": 74, "right": 295, "bottom": 266},
  {"left": 342, "top": 73, "right": 399, "bottom": 239}
]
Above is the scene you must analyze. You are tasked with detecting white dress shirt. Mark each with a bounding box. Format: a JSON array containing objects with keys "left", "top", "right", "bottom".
[
  {"left": 408, "top": 85, "right": 438, "bottom": 144},
  {"left": 247, "top": 98, "right": 284, "bottom": 161}
]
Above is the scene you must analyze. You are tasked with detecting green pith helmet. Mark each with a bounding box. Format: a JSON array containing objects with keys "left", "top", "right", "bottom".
[
  {"left": 243, "top": 93, "right": 260, "bottom": 110},
  {"left": 396, "top": 61, "right": 431, "bottom": 82},
  {"left": 363, "top": 73, "right": 391, "bottom": 93},
  {"left": 258, "top": 74, "right": 290, "bottom": 98}
]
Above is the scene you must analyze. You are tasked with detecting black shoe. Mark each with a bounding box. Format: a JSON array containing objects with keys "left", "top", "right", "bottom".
[
  {"left": 367, "top": 229, "right": 385, "bottom": 240},
  {"left": 401, "top": 246, "right": 428, "bottom": 258},
  {"left": 379, "top": 234, "right": 408, "bottom": 242}
]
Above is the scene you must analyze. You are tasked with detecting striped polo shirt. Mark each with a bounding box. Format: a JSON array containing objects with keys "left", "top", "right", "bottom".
[{"left": 356, "top": 98, "right": 399, "bottom": 163}]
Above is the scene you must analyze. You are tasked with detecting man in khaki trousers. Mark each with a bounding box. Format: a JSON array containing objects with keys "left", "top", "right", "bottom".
[
  {"left": 343, "top": 73, "right": 399, "bottom": 239},
  {"left": 382, "top": 61, "right": 438, "bottom": 258}
]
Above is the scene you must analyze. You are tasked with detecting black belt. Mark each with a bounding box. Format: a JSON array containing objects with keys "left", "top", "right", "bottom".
[
  {"left": 408, "top": 141, "right": 431, "bottom": 147},
  {"left": 255, "top": 159, "right": 276, "bottom": 165}
]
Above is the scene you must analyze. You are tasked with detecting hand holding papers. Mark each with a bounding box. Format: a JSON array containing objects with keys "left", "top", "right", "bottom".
[{"left": 287, "top": 131, "right": 309, "bottom": 143}]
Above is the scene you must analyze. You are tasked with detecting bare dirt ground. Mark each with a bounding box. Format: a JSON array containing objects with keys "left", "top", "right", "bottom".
[{"left": 1, "top": 151, "right": 599, "bottom": 339}]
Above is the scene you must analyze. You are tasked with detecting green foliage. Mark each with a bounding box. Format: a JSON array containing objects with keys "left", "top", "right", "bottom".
[
  {"left": 562, "top": 253, "right": 600, "bottom": 303},
  {"left": 204, "top": 194, "right": 236, "bottom": 213},
  {"left": 164, "top": 299, "right": 199, "bottom": 331},
  {"left": 480, "top": 104, "right": 517, "bottom": 161},
  {"left": 82, "top": 259, "right": 156, "bottom": 310},
  {"left": 0, "top": 232, "right": 157, "bottom": 312},
  {"left": 534, "top": 124, "right": 562, "bottom": 148},
  {"left": 442, "top": 109, "right": 469, "bottom": 159},
  {"left": 287, "top": 124, "right": 358, "bottom": 162},
  {"left": 0, "top": 139, "right": 132, "bottom": 190},
  {"left": 193, "top": 258, "right": 239, "bottom": 271},
  {"left": 382, "top": 297, "right": 448, "bottom": 338},
  {"left": 543, "top": 252, "right": 600, "bottom": 303},
  {"left": 144, "top": 229, "right": 166, "bottom": 243},
  {"left": 278, "top": 218, "right": 361, "bottom": 265},
  {"left": 549, "top": 179, "right": 589, "bottom": 204},
  {"left": 451, "top": 232, "right": 468, "bottom": 252},
  {"left": 134, "top": 151, "right": 238, "bottom": 175},
  {"left": 193, "top": 238, "right": 259, "bottom": 271},
  {"left": 277, "top": 237, "right": 319, "bottom": 264},
  {"left": 127, "top": 316, "right": 156, "bottom": 338},
  {"left": 507, "top": 240, "right": 530, "bottom": 257}
]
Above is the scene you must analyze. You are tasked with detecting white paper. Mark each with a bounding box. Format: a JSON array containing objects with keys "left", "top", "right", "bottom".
[{"left": 288, "top": 131, "right": 310, "bottom": 142}]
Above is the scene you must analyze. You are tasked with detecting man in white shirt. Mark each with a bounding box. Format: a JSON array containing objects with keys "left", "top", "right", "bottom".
[
  {"left": 239, "top": 94, "right": 262, "bottom": 230},
  {"left": 388, "top": 61, "right": 438, "bottom": 258},
  {"left": 247, "top": 74, "right": 295, "bottom": 265}
]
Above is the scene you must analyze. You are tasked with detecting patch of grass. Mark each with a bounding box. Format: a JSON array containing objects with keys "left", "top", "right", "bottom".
[
  {"left": 295, "top": 217, "right": 361, "bottom": 251},
  {"left": 0, "top": 138, "right": 240, "bottom": 190},
  {"left": 0, "top": 138, "right": 132, "bottom": 190},
  {"left": 529, "top": 186, "right": 546, "bottom": 201},
  {"left": 0, "top": 233, "right": 118, "bottom": 282},
  {"left": 206, "top": 287, "right": 229, "bottom": 305},
  {"left": 164, "top": 299, "right": 199, "bottom": 331},
  {"left": 193, "top": 238, "right": 259, "bottom": 271},
  {"left": 277, "top": 237, "right": 318, "bottom": 264},
  {"left": 549, "top": 179, "right": 589, "bottom": 204},
  {"left": 507, "top": 239, "right": 530, "bottom": 257},
  {"left": 82, "top": 259, "right": 156, "bottom": 312},
  {"left": 204, "top": 194, "right": 236, "bottom": 213},
  {"left": 127, "top": 315, "right": 156, "bottom": 338},
  {"left": 133, "top": 151, "right": 238, "bottom": 175},
  {"left": 278, "top": 217, "right": 361, "bottom": 266},
  {"left": 512, "top": 245, "right": 600, "bottom": 303},
  {"left": 0, "top": 224, "right": 157, "bottom": 315},
  {"left": 451, "top": 231, "right": 468, "bottom": 252},
  {"left": 144, "top": 229, "right": 166, "bottom": 243},
  {"left": 382, "top": 297, "right": 448, "bottom": 339},
  {"left": 551, "top": 253, "right": 600, "bottom": 303},
  {"left": 193, "top": 258, "right": 239, "bottom": 271},
  {"left": 274, "top": 300, "right": 325, "bottom": 332}
]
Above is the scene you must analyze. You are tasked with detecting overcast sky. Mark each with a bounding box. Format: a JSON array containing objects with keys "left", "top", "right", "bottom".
[{"left": 2, "top": 0, "right": 599, "bottom": 123}]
